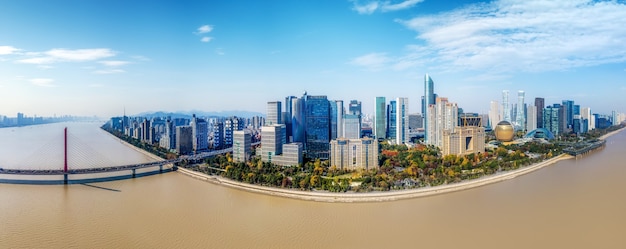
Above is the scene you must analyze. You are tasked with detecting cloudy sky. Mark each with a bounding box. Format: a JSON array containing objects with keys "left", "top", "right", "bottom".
[{"left": 1, "top": 0, "right": 625, "bottom": 118}]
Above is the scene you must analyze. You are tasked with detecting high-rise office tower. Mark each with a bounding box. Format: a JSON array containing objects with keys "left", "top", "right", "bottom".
[
  {"left": 212, "top": 121, "right": 224, "bottom": 149},
  {"left": 544, "top": 107, "right": 560, "bottom": 135},
  {"left": 266, "top": 101, "right": 282, "bottom": 125},
  {"left": 535, "top": 97, "right": 545, "bottom": 128},
  {"left": 502, "top": 90, "right": 510, "bottom": 122},
  {"left": 612, "top": 110, "right": 618, "bottom": 125},
  {"left": 343, "top": 114, "right": 361, "bottom": 139},
  {"left": 233, "top": 130, "right": 251, "bottom": 162},
  {"left": 562, "top": 100, "right": 574, "bottom": 127},
  {"left": 573, "top": 105, "right": 580, "bottom": 116},
  {"left": 330, "top": 101, "right": 338, "bottom": 140},
  {"left": 424, "top": 74, "right": 435, "bottom": 144},
  {"left": 348, "top": 100, "right": 362, "bottom": 116},
  {"left": 335, "top": 100, "right": 344, "bottom": 139},
  {"left": 191, "top": 114, "right": 208, "bottom": 152},
  {"left": 175, "top": 126, "right": 193, "bottom": 155},
  {"left": 374, "top": 97, "right": 386, "bottom": 140},
  {"left": 581, "top": 107, "right": 593, "bottom": 131},
  {"left": 526, "top": 106, "right": 537, "bottom": 132},
  {"left": 558, "top": 104, "right": 568, "bottom": 134},
  {"left": 427, "top": 97, "right": 458, "bottom": 148},
  {"left": 261, "top": 124, "right": 286, "bottom": 163},
  {"left": 516, "top": 91, "right": 525, "bottom": 130},
  {"left": 396, "top": 97, "right": 409, "bottom": 145},
  {"left": 305, "top": 95, "right": 330, "bottom": 159},
  {"left": 291, "top": 94, "right": 306, "bottom": 144},
  {"left": 386, "top": 100, "right": 397, "bottom": 141},
  {"left": 489, "top": 100, "right": 500, "bottom": 128},
  {"left": 284, "top": 96, "right": 296, "bottom": 140}
]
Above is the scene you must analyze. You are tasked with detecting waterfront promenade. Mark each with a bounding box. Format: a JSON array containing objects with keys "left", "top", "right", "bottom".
[
  {"left": 178, "top": 154, "right": 572, "bottom": 203},
  {"left": 178, "top": 128, "right": 625, "bottom": 202}
]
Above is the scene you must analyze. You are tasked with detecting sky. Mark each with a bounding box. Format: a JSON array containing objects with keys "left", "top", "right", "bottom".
[{"left": 1, "top": 0, "right": 625, "bottom": 118}]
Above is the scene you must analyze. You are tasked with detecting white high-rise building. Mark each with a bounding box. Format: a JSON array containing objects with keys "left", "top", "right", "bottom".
[
  {"left": 502, "top": 90, "right": 510, "bottom": 122},
  {"left": 516, "top": 90, "right": 525, "bottom": 130},
  {"left": 526, "top": 106, "right": 537, "bottom": 132},
  {"left": 233, "top": 130, "right": 251, "bottom": 163},
  {"left": 581, "top": 107, "right": 593, "bottom": 130},
  {"left": 266, "top": 101, "right": 282, "bottom": 125},
  {"left": 489, "top": 100, "right": 500, "bottom": 128},
  {"left": 330, "top": 138, "right": 378, "bottom": 171},
  {"left": 336, "top": 100, "right": 344, "bottom": 138},
  {"left": 395, "top": 97, "right": 409, "bottom": 145},
  {"left": 427, "top": 97, "right": 458, "bottom": 149}
]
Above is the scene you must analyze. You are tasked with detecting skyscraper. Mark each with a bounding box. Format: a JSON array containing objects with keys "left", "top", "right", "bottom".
[
  {"left": 544, "top": 107, "right": 560, "bottom": 135},
  {"left": 284, "top": 96, "right": 296, "bottom": 140},
  {"left": 502, "top": 90, "right": 510, "bottom": 122},
  {"left": 386, "top": 100, "right": 396, "bottom": 140},
  {"left": 427, "top": 97, "right": 458, "bottom": 148},
  {"left": 562, "top": 100, "right": 574, "bottom": 127},
  {"left": 526, "top": 106, "right": 537, "bottom": 132},
  {"left": 266, "top": 101, "right": 282, "bottom": 125},
  {"left": 489, "top": 100, "right": 500, "bottom": 128},
  {"left": 335, "top": 100, "right": 344, "bottom": 139},
  {"left": 535, "top": 97, "right": 544, "bottom": 128},
  {"left": 305, "top": 95, "right": 330, "bottom": 159},
  {"left": 396, "top": 97, "right": 409, "bottom": 145},
  {"left": 516, "top": 90, "right": 525, "bottom": 130},
  {"left": 581, "top": 107, "right": 593, "bottom": 131},
  {"left": 374, "top": 97, "right": 386, "bottom": 140},
  {"left": 191, "top": 114, "right": 208, "bottom": 152},
  {"left": 233, "top": 130, "right": 251, "bottom": 162},
  {"left": 175, "top": 126, "right": 193, "bottom": 155},
  {"left": 343, "top": 114, "right": 361, "bottom": 139},
  {"left": 348, "top": 100, "right": 362, "bottom": 116},
  {"left": 424, "top": 74, "right": 435, "bottom": 144},
  {"left": 291, "top": 95, "right": 306, "bottom": 144}
]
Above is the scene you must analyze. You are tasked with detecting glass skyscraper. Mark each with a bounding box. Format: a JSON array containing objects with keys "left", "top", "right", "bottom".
[
  {"left": 535, "top": 97, "right": 544, "bottom": 128},
  {"left": 424, "top": 74, "right": 434, "bottom": 144},
  {"left": 396, "top": 97, "right": 409, "bottom": 145},
  {"left": 305, "top": 95, "right": 330, "bottom": 159},
  {"left": 386, "top": 100, "right": 396, "bottom": 140},
  {"left": 374, "top": 97, "right": 386, "bottom": 140}
]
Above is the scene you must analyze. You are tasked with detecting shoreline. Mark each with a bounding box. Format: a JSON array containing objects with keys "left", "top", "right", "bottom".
[
  {"left": 177, "top": 154, "right": 572, "bottom": 203},
  {"left": 598, "top": 126, "right": 625, "bottom": 140},
  {"left": 176, "top": 127, "right": 626, "bottom": 203}
]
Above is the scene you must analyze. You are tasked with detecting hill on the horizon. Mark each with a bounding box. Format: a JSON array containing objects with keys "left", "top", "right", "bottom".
[{"left": 134, "top": 110, "right": 265, "bottom": 119}]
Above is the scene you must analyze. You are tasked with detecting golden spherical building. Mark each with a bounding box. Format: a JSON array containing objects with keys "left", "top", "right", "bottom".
[{"left": 494, "top": 121, "right": 515, "bottom": 142}]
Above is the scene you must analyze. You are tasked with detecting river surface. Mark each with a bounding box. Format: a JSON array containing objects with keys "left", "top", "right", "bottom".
[{"left": 1, "top": 123, "right": 625, "bottom": 248}]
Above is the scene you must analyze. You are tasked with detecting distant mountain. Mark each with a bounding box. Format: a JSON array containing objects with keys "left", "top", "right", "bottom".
[{"left": 134, "top": 110, "right": 265, "bottom": 119}]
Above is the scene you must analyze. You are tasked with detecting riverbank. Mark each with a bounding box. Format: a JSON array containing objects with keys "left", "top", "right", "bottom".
[
  {"left": 177, "top": 154, "right": 573, "bottom": 203},
  {"left": 599, "top": 126, "right": 625, "bottom": 140},
  {"left": 176, "top": 126, "right": 625, "bottom": 202},
  {"left": 99, "top": 127, "right": 164, "bottom": 162}
]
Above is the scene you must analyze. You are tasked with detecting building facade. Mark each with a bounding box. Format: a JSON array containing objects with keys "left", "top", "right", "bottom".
[
  {"left": 424, "top": 74, "right": 435, "bottom": 144},
  {"left": 175, "top": 126, "right": 193, "bottom": 155},
  {"left": 233, "top": 130, "right": 251, "bottom": 163},
  {"left": 266, "top": 101, "right": 282, "bottom": 125},
  {"left": 374, "top": 97, "right": 386, "bottom": 140},
  {"left": 535, "top": 97, "right": 545, "bottom": 128},
  {"left": 396, "top": 97, "right": 409, "bottom": 145},
  {"left": 442, "top": 126, "right": 485, "bottom": 156},
  {"left": 305, "top": 95, "right": 330, "bottom": 159},
  {"left": 329, "top": 138, "right": 378, "bottom": 171}
]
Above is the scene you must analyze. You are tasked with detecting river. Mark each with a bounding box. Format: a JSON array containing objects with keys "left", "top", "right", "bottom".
[{"left": 1, "top": 123, "right": 625, "bottom": 248}]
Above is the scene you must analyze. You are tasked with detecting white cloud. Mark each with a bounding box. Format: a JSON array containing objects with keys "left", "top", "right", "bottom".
[
  {"left": 88, "top": 83, "right": 104, "bottom": 88},
  {"left": 30, "top": 78, "right": 56, "bottom": 87},
  {"left": 17, "top": 57, "right": 56, "bottom": 64},
  {"left": 99, "top": 60, "right": 130, "bottom": 67},
  {"left": 93, "top": 69, "right": 125, "bottom": 74},
  {"left": 45, "top": 48, "right": 115, "bottom": 61},
  {"left": 393, "top": 0, "right": 626, "bottom": 73},
  {"left": 0, "top": 45, "right": 20, "bottom": 55},
  {"left": 350, "top": 52, "right": 392, "bottom": 70},
  {"left": 196, "top": 25, "right": 213, "bottom": 34},
  {"left": 201, "top": 37, "right": 213, "bottom": 42},
  {"left": 351, "top": 0, "right": 423, "bottom": 14},
  {"left": 17, "top": 48, "right": 116, "bottom": 64},
  {"left": 353, "top": 1, "right": 379, "bottom": 14},
  {"left": 381, "top": 0, "right": 424, "bottom": 12},
  {"left": 216, "top": 48, "right": 225, "bottom": 55}
]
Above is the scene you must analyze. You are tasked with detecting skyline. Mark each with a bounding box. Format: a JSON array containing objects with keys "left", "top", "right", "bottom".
[{"left": 1, "top": 0, "right": 625, "bottom": 118}]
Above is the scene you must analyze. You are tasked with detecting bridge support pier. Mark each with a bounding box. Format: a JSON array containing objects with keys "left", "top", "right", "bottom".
[
  {"left": 132, "top": 169, "right": 136, "bottom": 178},
  {"left": 64, "top": 174, "right": 68, "bottom": 184},
  {"left": 159, "top": 165, "right": 163, "bottom": 173}
]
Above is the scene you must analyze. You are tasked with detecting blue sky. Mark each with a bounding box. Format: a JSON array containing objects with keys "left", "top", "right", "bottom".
[{"left": 1, "top": 0, "right": 625, "bottom": 118}]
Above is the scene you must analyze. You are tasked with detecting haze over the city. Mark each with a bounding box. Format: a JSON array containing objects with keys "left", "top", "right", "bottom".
[{"left": 1, "top": 0, "right": 625, "bottom": 118}]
